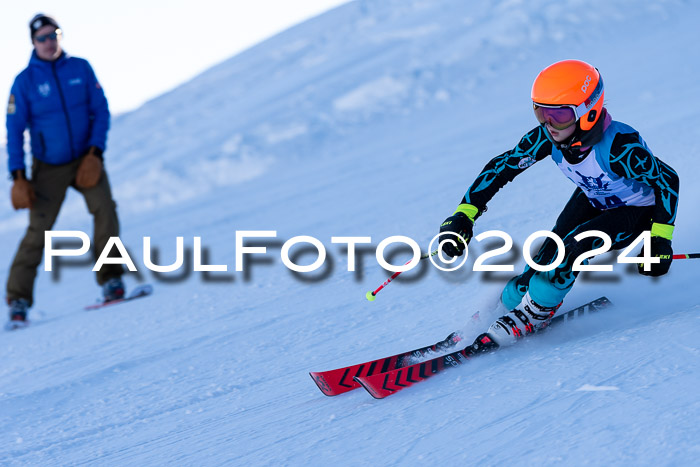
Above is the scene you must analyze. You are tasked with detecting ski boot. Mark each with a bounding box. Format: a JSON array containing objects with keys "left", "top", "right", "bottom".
[
  {"left": 102, "top": 277, "right": 126, "bottom": 303},
  {"left": 5, "top": 298, "right": 30, "bottom": 330},
  {"left": 486, "top": 292, "right": 561, "bottom": 347}
]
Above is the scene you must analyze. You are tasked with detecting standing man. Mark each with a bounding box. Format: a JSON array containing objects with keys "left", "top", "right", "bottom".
[{"left": 5, "top": 14, "right": 125, "bottom": 329}]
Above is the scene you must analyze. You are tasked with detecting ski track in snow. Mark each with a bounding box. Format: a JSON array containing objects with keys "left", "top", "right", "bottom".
[{"left": 1, "top": 0, "right": 699, "bottom": 465}]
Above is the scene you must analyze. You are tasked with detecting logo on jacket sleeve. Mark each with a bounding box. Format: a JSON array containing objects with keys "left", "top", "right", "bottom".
[
  {"left": 518, "top": 156, "right": 536, "bottom": 169},
  {"left": 7, "top": 94, "right": 15, "bottom": 115},
  {"left": 38, "top": 82, "right": 51, "bottom": 97}
]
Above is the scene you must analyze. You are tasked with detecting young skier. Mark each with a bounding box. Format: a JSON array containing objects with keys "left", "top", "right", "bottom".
[{"left": 437, "top": 59, "right": 679, "bottom": 347}]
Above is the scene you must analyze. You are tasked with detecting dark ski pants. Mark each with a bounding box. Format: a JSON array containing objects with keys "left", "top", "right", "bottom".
[
  {"left": 501, "top": 188, "right": 654, "bottom": 309},
  {"left": 6, "top": 158, "right": 124, "bottom": 307}
]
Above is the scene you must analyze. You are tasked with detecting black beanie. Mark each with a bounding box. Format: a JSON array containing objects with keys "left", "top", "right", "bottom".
[{"left": 29, "top": 13, "right": 60, "bottom": 39}]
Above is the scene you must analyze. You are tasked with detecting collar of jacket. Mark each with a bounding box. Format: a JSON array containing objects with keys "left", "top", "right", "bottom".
[
  {"left": 29, "top": 50, "right": 69, "bottom": 67},
  {"left": 544, "top": 108, "right": 611, "bottom": 164}
]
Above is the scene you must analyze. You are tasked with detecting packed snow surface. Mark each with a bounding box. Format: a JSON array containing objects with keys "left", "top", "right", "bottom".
[{"left": 1, "top": 0, "right": 698, "bottom": 464}]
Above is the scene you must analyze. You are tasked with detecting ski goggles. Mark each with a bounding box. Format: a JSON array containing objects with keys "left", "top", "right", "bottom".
[
  {"left": 533, "top": 104, "right": 578, "bottom": 130},
  {"left": 533, "top": 76, "right": 604, "bottom": 130}
]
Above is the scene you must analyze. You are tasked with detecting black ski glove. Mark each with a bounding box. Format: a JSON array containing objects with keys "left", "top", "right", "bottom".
[
  {"left": 438, "top": 212, "right": 473, "bottom": 258},
  {"left": 638, "top": 236, "right": 673, "bottom": 277}
]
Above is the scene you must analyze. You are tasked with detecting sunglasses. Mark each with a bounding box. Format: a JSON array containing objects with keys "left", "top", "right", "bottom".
[
  {"left": 533, "top": 76, "right": 604, "bottom": 130},
  {"left": 35, "top": 30, "right": 61, "bottom": 43}
]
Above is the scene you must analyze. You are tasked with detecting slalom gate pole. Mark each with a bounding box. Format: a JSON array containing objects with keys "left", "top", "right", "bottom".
[
  {"left": 672, "top": 253, "right": 700, "bottom": 260},
  {"left": 366, "top": 250, "right": 438, "bottom": 301}
]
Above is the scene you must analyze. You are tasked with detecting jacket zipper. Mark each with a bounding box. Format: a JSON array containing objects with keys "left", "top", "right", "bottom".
[
  {"left": 51, "top": 61, "right": 76, "bottom": 159},
  {"left": 39, "top": 132, "right": 46, "bottom": 156}
]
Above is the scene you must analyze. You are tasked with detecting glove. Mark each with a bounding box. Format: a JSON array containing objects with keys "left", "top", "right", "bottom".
[
  {"left": 638, "top": 236, "right": 672, "bottom": 277},
  {"left": 76, "top": 149, "right": 103, "bottom": 189},
  {"left": 11, "top": 177, "right": 36, "bottom": 210},
  {"left": 438, "top": 211, "right": 474, "bottom": 258}
]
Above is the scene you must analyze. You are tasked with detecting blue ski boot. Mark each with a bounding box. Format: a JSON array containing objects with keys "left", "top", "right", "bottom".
[
  {"left": 102, "top": 278, "right": 126, "bottom": 303},
  {"left": 6, "top": 298, "right": 30, "bottom": 330}
]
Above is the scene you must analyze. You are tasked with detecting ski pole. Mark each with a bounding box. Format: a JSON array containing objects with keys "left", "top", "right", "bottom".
[
  {"left": 672, "top": 253, "right": 700, "bottom": 259},
  {"left": 366, "top": 250, "right": 438, "bottom": 301}
]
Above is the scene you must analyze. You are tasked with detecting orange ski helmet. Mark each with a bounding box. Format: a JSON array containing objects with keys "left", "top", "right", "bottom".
[{"left": 532, "top": 60, "right": 604, "bottom": 131}]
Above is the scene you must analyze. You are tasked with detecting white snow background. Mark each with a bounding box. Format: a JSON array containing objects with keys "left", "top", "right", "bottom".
[{"left": 1, "top": 0, "right": 699, "bottom": 464}]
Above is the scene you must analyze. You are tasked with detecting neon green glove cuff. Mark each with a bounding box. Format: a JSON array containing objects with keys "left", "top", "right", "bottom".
[
  {"left": 453, "top": 203, "right": 479, "bottom": 223},
  {"left": 650, "top": 222, "right": 674, "bottom": 240}
]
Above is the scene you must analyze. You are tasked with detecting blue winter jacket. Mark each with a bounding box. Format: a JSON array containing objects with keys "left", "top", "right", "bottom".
[{"left": 6, "top": 51, "right": 110, "bottom": 174}]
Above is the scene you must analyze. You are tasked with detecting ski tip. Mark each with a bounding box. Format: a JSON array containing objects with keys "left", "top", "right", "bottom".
[
  {"left": 353, "top": 376, "right": 388, "bottom": 400},
  {"left": 128, "top": 284, "right": 154, "bottom": 299},
  {"left": 309, "top": 372, "right": 338, "bottom": 397}
]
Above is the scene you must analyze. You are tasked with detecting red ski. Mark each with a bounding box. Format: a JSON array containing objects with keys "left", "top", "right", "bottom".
[
  {"left": 310, "top": 333, "right": 464, "bottom": 396},
  {"left": 354, "top": 296, "right": 611, "bottom": 399},
  {"left": 355, "top": 335, "right": 494, "bottom": 399},
  {"left": 84, "top": 284, "right": 153, "bottom": 311}
]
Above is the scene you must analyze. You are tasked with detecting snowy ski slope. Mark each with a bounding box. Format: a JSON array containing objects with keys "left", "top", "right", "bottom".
[{"left": 1, "top": 0, "right": 698, "bottom": 464}]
